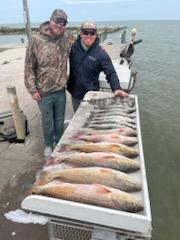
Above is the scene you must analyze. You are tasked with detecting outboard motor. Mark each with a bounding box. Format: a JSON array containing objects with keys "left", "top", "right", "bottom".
[{"left": 119, "top": 28, "right": 143, "bottom": 93}]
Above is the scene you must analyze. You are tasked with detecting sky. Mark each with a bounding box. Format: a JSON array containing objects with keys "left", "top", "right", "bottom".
[{"left": 0, "top": 0, "right": 180, "bottom": 24}]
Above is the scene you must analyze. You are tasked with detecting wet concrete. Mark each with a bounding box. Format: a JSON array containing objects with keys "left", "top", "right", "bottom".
[{"left": 0, "top": 165, "right": 49, "bottom": 240}]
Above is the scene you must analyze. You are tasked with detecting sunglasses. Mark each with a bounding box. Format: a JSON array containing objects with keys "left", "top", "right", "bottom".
[
  {"left": 81, "top": 29, "right": 97, "bottom": 36},
  {"left": 53, "top": 17, "right": 67, "bottom": 26}
]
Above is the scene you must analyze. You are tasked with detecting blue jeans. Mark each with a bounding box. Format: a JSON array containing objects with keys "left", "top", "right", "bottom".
[
  {"left": 37, "top": 89, "right": 66, "bottom": 148},
  {"left": 72, "top": 96, "right": 81, "bottom": 112}
]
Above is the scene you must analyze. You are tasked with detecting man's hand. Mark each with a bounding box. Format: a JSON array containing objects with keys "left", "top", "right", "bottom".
[
  {"left": 32, "top": 91, "right": 41, "bottom": 101},
  {"left": 114, "top": 89, "right": 128, "bottom": 97}
]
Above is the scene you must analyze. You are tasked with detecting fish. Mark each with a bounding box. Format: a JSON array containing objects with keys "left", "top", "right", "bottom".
[
  {"left": 91, "top": 107, "right": 136, "bottom": 114},
  {"left": 91, "top": 112, "right": 136, "bottom": 118},
  {"left": 31, "top": 180, "right": 143, "bottom": 213},
  {"left": 79, "top": 127, "right": 137, "bottom": 137},
  {"left": 61, "top": 142, "right": 138, "bottom": 158},
  {"left": 94, "top": 105, "right": 134, "bottom": 111},
  {"left": 87, "top": 115, "right": 136, "bottom": 124},
  {"left": 90, "top": 115, "right": 136, "bottom": 125},
  {"left": 36, "top": 167, "right": 141, "bottom": 192},
  {"left": 86, "top": 120, "right": 136, "bottom": 130},
  {"left": 88, "top": 96, "right": 135, "bottom": 108},
  {"left": 85, "top": 123, "right": 136, "bottom": 130},
  {"left": 45, "top": 152, "right": 140, "bottom": 172},
  {"left": 71, "top": 133, "right": 138, "bottom": 146},
  {"left": 43, "top": 162, "right": 72, "bottom": 172}
]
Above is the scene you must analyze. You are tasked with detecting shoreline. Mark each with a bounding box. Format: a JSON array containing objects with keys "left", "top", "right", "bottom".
[
  {"left": 0, "top": 44, "right": 25, "bottom": 52},
  {"left": 0, "top": 26, "right": 124, "bottom": 35},
  {"left": 0, "top": 48, "right": 8, "bottom": 52}
]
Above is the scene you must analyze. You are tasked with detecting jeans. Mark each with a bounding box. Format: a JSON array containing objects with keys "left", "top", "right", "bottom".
[
  {"left": 37, "top": 89, "right": 66, "bottom": 148},
  {"left": 72, "top": 96, "right": 81, "bottom": 112}
]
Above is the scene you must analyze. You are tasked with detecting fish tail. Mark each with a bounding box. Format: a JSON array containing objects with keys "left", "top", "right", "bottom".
[
  {"left": 45, "top": 157, "right": 56, "bottom": 166},
  {"left": 58, "top": 144, "right": 68, "bottom": 152},
  {"left": 70, "top": 133, "right": 80, "bottom": 140},
  {"left": 35, "top": 170, "right": 49, "bottom": 185},
  {"left": 60, "top": 144, "right": 73, "bottom": 151}
]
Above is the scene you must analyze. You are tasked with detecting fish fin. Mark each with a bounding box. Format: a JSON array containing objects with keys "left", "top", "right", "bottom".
[{"left": 94, "top": 184, "right": 112, "bottom": 193}]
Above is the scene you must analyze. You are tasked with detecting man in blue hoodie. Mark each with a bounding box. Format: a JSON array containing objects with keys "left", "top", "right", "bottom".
[{"left": 67, "top": 20, "right": 128, "bottom": 111}]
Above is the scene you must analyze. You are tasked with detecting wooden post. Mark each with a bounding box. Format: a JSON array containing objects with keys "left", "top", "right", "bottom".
[
  {"left": 22, "top": 0, "right": 32, "bottom": 40},
  {"left": 6, "top": 86, "right": 25, "bottom": 141}
]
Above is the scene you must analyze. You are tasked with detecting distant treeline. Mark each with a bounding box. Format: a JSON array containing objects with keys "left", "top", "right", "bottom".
[{"left": 0, "top": 26, "right": 125, "bottom": 35}]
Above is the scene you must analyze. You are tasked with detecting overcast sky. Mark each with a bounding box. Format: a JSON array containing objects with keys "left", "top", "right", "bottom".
[{"left": 0, "top": 0, "right": 180, "bottom": 24}]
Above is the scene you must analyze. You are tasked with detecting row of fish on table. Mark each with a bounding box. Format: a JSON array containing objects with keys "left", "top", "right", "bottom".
[{"left": 30, "top": 96, "right": 144, "bottom": 213}]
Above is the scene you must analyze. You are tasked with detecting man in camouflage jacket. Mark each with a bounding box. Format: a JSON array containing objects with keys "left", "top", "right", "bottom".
[{"left": 24, "top": 9, "right": 74, "bottom": 159}]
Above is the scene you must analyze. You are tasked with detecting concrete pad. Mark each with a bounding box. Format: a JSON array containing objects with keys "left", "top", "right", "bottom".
[
  {"left": 1, "top": 136, "right": 43, "bottom": 161},
  {"left": 0, "top": 158, "right": 37, "bottom": 192},
  {"left": 0, "top": 141, "right": 9, "bottom": 152}
]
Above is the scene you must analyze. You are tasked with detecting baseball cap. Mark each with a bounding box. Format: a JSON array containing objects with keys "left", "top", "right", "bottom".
[
  {"left": 81, "top": 20, "right": 97, "bottom": 30},
  {"left": 50, "top": 9, "right": 68, "bottom": 21}
]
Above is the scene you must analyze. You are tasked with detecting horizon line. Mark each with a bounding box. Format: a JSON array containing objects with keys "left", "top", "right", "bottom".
[{"left": 0, "top": 19, "right": 180, "bottom": 25}]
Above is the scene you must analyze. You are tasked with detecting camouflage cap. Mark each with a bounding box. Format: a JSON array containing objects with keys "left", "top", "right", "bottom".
[
  {"left": 81, "top": 20, "right": 97, "bottom": 30},
  {"left": 50, "top": 9, "right": 68, "bottom": 20}
]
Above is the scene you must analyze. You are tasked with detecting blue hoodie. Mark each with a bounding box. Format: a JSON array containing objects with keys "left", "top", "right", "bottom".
[{"left": 67, "top": 36, "right": 121, "bottom": 100}]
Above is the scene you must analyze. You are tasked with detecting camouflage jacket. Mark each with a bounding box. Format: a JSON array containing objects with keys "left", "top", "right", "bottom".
[{"left": 24, "top": 21, "right": 74, "bottom": 95}]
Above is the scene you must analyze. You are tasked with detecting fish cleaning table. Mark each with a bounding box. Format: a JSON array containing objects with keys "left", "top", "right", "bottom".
[{"left": 21, "top": 91, "right": 152, "bottom": 240}]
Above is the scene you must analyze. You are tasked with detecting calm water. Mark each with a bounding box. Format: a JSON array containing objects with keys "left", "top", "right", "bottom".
[
  {"left": 124, "top": 20, "right": 180, "bottom": 240},
  {"left": 1, "top": 20, "right": 180, "bottom": 239}
]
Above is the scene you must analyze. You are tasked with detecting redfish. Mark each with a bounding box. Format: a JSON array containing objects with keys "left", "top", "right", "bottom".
[
  {"left": 91, "top": 115, "right": 136, "bottom": 125},
  {"left": 31, "top": 180, "right": 143, "bottom": 212},
  {"left": 89, "top": 96, "right": 135, "bottom": 108},
  {"left": 86, "top": 121, "right": 136, "bottom": 130},
  {"left": 91, "top": 107, "right": 136, "bottom": 114},
  {"left": 61, "top": 142, "right": 138, "bottom": 158},
  {"left": 80, "top": 127, "right": 137, "bottom": 137},
  {"left": 72, "top": 133, "right": 138, "bottom": 146},
  {"left": 92, "top": 112, "right": 136, "bottom": 119},
  {"left": 36, "top": 167, "right": 141, "bottom": 192},
  {"left": 46, "top": 152, "right": 140, "bottom": 172}
]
